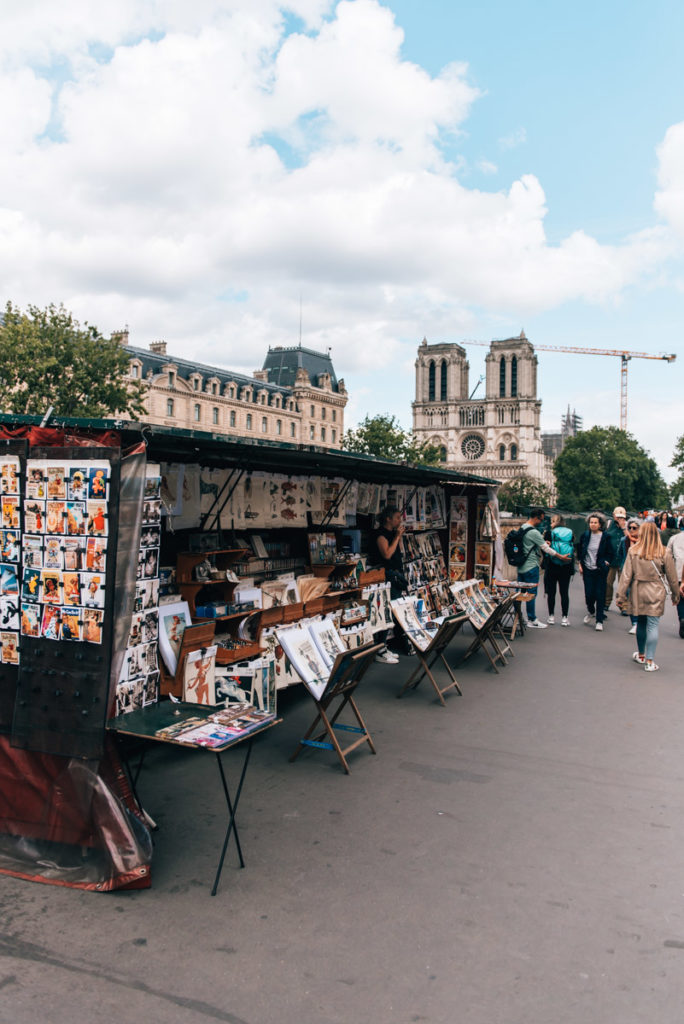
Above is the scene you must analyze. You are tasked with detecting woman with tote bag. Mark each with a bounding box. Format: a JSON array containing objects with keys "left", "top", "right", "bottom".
[{"left": 616, "top": 521, "right": 679, "bottom": 672}]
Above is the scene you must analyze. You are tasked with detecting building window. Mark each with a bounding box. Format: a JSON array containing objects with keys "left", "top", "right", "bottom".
[
  {"left": 229, "top": 410, "right": 236, "bottom": 427},
  {"left": 309, "top": 425, "right": 315, "bottom": 440},
  {"left": 194, "top": 403, "right": 201, "bottom": 422},
  {"left": 168, "top": 371, "right": 175, "bottom": 387},
  {"left": 130, "top": 364, "right": 139, "bottom": 378},
  {"left": 511, "top": 356, "right": 518, "bottom": 397},
  {"left": 276, "top": 419, "right": 282, "bottom": 435},
  {"left": 428, "top": 360, "right": 436, "bottom": 402},
  {"left": 246, "top": 414, "right": 252, "bottom": 430},
  {"left": 332, "top": 409, "right": 337, "bottom": 422},
  {"left": 261, "top": 416, "right": 268, "bottom": 433},
  {"left": 331, "top": 429, "right": 336, "bottom": 443},
  {"left": 440, "top": 360, "right": 447, "bottom": 401},
  {"left": 212, "top": 382, "right": 218, "bottom": 395},
  {"left": 460, "top": 434, "right": 485, "bottom": 460},
  {"left": 499, "top": 357, "right": 506, "bottom": 398},
  {"left": 212, "top": 407, "right": 219, "bottom": 425},
  {"left": 193, "top": 378, "right": 200, "bottom": 391},
  {"left": 439, "top": 445, "right": 447, "bottom": 463},
  {"left": 511, "top": 443, "right": 518, "bottom": 461},
  {"left": 321, "top": 407, "right": 326, "bottom": 420},
  {"left": 499, "top": 444, "right": 506, "bottom": 461},
  {"left": 166, "top": 398, "right": 174, "bottom": 417},
  {"left": 321, "top": 427, "right": 326, "bottom": 441},
  {"left": 290, "top": 422, "right": 296, "bottom": 437},
  {"left": 310, "top": 405, "right": 315, "bottom": 417}
]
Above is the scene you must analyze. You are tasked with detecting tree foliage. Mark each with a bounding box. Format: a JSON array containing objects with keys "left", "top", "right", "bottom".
[
  {"left": 669, "top": 434, "right": 684, "bottom": 505},
  {"left": 497, "top": 474, "right": 553, "bottom": 513},
  {"left": 0, "top": 301, "right": 147, "bottom": 419},
  {"left": 342, "top": 414, "right": 441, "bottom": 466},
  {"left": 554, "top": 426, "right": 669, "bottom": 512}
]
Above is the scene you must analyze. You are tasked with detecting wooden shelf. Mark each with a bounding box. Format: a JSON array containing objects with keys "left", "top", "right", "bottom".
[
  {"left": 194, "top": 609, "right": 254, "bottom": 623},
  {"left": 216, "top": 642, "right": 263, "bottom": 666}
]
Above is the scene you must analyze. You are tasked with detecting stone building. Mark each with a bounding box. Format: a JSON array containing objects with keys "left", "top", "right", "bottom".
[
  {"left": 116, "top": 332, "right": 347, "bottom": 448},
  {"left": 412, "top": 331, "right": 554, "bottom": 489}
]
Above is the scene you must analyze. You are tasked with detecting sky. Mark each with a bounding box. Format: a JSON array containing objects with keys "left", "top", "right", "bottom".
[{"left": 1, "top": 0, "right": 683, "bottom": 480}]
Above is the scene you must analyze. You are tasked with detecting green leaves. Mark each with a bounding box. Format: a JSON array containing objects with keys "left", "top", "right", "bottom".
[
  {"left": 0, "top": 301, "right": 147, "bottom": 420},
  {"left": 497, "top": 475, "right": 553, "bottom": 512},
  {"left": 554, "top": 426, "right": 669, "bottom": 512},
  {"left": 341, "top": 414, "right": 441, "bottom": 466}
]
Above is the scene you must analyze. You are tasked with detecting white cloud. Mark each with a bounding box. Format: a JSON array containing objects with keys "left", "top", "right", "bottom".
[
  {"left": 498, "top": 127, "right": 527, "bottom": 150},
  {"left": 655, "top": 121, "right": 684, "bottom": 238}
]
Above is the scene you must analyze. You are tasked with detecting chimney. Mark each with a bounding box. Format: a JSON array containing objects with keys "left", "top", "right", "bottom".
[
  {"left": 112, "top": 328, "right": 129, "bottom": 346},
  {"left": 149, "top": 340, "right": 167, "bottom": 355}
]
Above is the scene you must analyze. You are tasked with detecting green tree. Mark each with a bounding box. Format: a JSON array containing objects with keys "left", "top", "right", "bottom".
[
  {"left": 342, "top": 414, "right": 441, "bottom": 466},
  {"left": 497, "top": 474, "right": 553, "bottom": 513},
  {"left": 669, "top": 434, "right": 684, "bottom": 505},
  {"left": 554, "top": 426, "right": 669, "bottom": 512},
  {"left": 0, "top": 301, "right": 147, "bottom": 419}
]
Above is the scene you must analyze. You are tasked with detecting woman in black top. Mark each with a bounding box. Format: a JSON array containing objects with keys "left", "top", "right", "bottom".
[{"left": 371, "top": 506, "right": 406, "bottom": 597}]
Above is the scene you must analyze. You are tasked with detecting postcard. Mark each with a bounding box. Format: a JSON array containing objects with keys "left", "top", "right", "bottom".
[
  {"left": 45, "top": 501, "right": 66, "bottom": 535},
  {"left": 26, "top": 464, "right": 46, "bottom": 499},
  {"left": 21, "top": 568, "right": 40, "bottom": 602},
  {"left": 62, "top": 571, "right": 81, "bottom": 607},
  {"left": 86, "top": 501, "right": 108, "bottom": 537},
  {"left": 41, "top": 603, "right": 61, "bottom": 640},
  {"left": 2, "top": 498, "right": 19, "bottom": 530},
  {"left": 23, "top": 500, "right": 44, "bottom": 534},
  {"left": 83, "top": 607, "right": 104, "bottom": 644},
  {"left": 66, "top": 466, "right": 87, "bottom": 501},
  {"left": 134, "top": 578, "right": 158, "bottom": 613},
  {"left": 143, "top": 670, "right": 159, "bottom": 706},
  {"left": 21, "top": 603, "right": 40, "bottom": 637},
  {"left": 65, "top": 501, "right": 86, "bottom": 536},
  {"left": 0, "top": 630, "right": 19, "bottom": 664},
  {"left": 183, "top": 646, "right": 218, "bottom": 705},
  {"left": 0, "top": 458, "right": 19, "bottom": 497},
  {"left": 158, "top": 601, "right": 192, "bottom": 675},
  {"left": 46, "top": 466, "right": 67, "bottom": 500},
  {"left": 81, "top": 571, "right": 104, "bottom": 608},
  {"left": 22, "top": 536, "right": 43, "bottom": 569},
  {"left": 140, "top": 547, "right": 159, "bottom": 580},
  {"left": 88, "top": 466, "right": 109, "bottom": 500},
  {"left": 140, "top": 525, "right": 161, "bottom": 548},
  {"left": 115, "top": 680, "right": 135, "bottom": 716},
  {"left": 42, "top": 536, "right": 63, "bottom": 570},
  {"left": 144, "top": 475, "right": 161, "bottom": 500},
  {"left": 140, "top": 608, "right": 158, "bottom": 643},
  {"left": 60, "top": 607, "right": 81, "bottom": 641},
  {"left": 0, "top": 596, "right": 19, "bottom": 631},
  {"left": 41, "top": 570, "right": 62, "bottom": 604},
  {"left": 142, "top": 499, "right": 161, "bottom": 525},
  {"left": 63, "top": 538, "right": 84, "bottom": 571},
  {"left": 0, "top": 530, "right": 19, "bottom": 563},
  {"left": 85, "top": 536, "right": 106, "bottom": 572}
]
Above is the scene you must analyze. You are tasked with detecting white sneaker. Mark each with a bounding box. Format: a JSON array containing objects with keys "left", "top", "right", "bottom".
[
  {"left": 583, "top": 613, "right": 595, "bottom": 625},
  {"left": 628, "top": 624, "right": 637, "bottom": 635},
  {"left": 547, "top": 615, "right": 555, "bottom": 624},
  {"left": 526, "top": 619, "right": 548, "bottom": 629},
  {"left": 595, "top": 622, "right": 603, "bottom": 631},
  {"left": 561, "top": 616, "right": 569, "bottom": 627},
  {"left": 375, "top": 649, "right": 399, "bottom": 664}
]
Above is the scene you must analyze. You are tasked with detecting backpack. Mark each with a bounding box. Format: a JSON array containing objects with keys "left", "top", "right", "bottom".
[
  {"left": 550, "top": 526, "right": 574, "bottom": 558},
  {"left": 504, "top": 525, "right": 533, "bottom": 567}
]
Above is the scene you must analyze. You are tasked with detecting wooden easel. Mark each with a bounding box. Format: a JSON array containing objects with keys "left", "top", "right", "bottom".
[
  {"left": 289, "top": 642, "right": 382, "bottom": 774},
  {"left": 397, "top": 614, "right": 468, "bottom": 705},
  {"left": 159, "top": 621, "right": 216, "bottom": 699},
  {"left": 458, "top": 600, "right": 513, "bottom": 673}
]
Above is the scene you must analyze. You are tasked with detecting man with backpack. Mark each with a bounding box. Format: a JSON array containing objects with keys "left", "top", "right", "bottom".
[{"left": 505, "top": 508, "right": 572, "bottom": 629}]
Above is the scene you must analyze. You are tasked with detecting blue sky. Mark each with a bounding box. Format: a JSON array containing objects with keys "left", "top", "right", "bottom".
[{"left": 1, "top": 0, "right": 682, "bottom": 480}]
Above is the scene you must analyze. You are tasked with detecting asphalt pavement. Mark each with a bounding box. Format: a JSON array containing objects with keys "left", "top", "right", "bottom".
[{"left": 2, "top": 575, "right": 684, "bottom": 1024}]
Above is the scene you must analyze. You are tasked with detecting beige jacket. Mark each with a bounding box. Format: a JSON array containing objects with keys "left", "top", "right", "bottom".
[{"left": 616, "top": 548, "right": 680, "bottom": 617}]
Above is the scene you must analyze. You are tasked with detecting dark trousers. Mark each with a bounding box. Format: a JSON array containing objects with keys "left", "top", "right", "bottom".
[
  {"left": 582, "top": 567, "right": 607, "bottom": 623},
  {"left": 545, "top": 562, "right": 573, "bottom": 616}
]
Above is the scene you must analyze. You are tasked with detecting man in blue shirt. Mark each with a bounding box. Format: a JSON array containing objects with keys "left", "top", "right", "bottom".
[{"left": 518, "top": 508, "right": 572, "bottom": 629}]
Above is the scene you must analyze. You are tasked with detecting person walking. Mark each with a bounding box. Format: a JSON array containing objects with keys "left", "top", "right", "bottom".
[
  {"left": 616, "top": 521, "right": 679, "bottom": 671},
  {"left": 617, "top": 518, "right": 641, "bottom": 635},
  {"left": 517, "top": 508, "right": 572, "bottom": 629},
  {"left": 543, "top": 513, "right": 575, "bottom": 625},
  {"left": 577, "top": 513, "right": 614, "bottom": 631},
  {"left": 665, "top": 522, "right": 684, "bottom": 639},
  {"left": 604, "top": 505, "right": 628, "bottom": 611}
]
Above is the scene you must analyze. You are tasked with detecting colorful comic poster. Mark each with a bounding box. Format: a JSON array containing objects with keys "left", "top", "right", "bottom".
[
  {"left": 21, "top": 603, "right": 40, "bottom": 637},
  {"left": 26, "top": 465, "right": 46, "bottom": 499},
  {"left": 41, "top": 604, "right": 61, "bottom": 640},
  {"left": 46, "top": 466, "right": 67, "bottom": 500},
  {"left": 2, "top": 498, "right": 19, "bottom": 529},
  {"left": 62, "top": 571, "right": 81, "bottom": 607},
  {"left": 60, "top": 608, "right": 81, "bottom": 641},
  {"left": 83, "top": 607, "right": 103, "bottom": 644},
  {"left": 0, "top": 631, "right": 19, "bottom": 664},
  {"left": 45, "top": 501, "right": 66, "bottom": 535},
  {"left": 68, "top": 467, "right": 88, "bottom": 501},
  {"left": 21, "top": 568, "right": 40, "bottom": 602},
  {"left": 65, "top": 501, "right": 86, "bottom": 536},
  {"left": 24, "top": 500, "right": 44, "bottom": 534},
  {"left": 22, "top": 536, "right": 42, "bottom": 568},
  {"left": 63, "top": 538, "right": 85, "bottom": 571},
  {"left": 81, "top": 572, "right": 104, "bottom": 608},
  {"left": 88, "top": 467, "right": 109, "bottom": 500},
  {"left": 0, "top": 530, "right": 19, "bottom": 562},
  {"left": 43, "top": 536, "right": 63, "bottom": 570},
  {"left": 41, "top": 570, "right": 62, "bottom": 604},
  {"left": 85, "top": 537, "right": 106, "bottom": 571},
  {"left": 0, "top": 596, "right": 19, "bottom": 630},
  {"left": 86, "top": 501, "right": 107, "bottom": 536}
]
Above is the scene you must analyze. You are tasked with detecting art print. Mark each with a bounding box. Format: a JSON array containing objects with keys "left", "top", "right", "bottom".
[
  {"left": 46, "top": 466, "right": 67, "bottom": 500},
  {"left": 308, "top": 618, "right": 347, "bottom": 670},
  {"left": 81, "top": 572, "right": 104, "bottom": 608},
  {"left": 43, "top": 536, "right": 63, "bottom": 570},
  {"left": 22, "top": 536, "right": 42, "bottom": 569},
  {"left": 88, "top": 466, "right": 109, "bottom": 500},
  {"left": 86, "top": 537, "right": 106, "bottom": 572},
  {"left": 41, "top": 570, "right": 62, "bottom": 605},
  {"left": 0, "top": 530, "right": 19, "bottom": 563},
  {"left": 86, "top": 501, "right": 107, "bottom": 537},
  {"left": 143, "top": 670, "right": 159, "bottom": 706},
  {"left": 158, "top": 601, "right": 191, "bottom": 675},
  {"left": 142, "top": 641, "right": 158, "bottom": 674},
  {"left": 2, "top": 498, "right": 20, "bottom": 530},
  {"left": 68, "top": 467, "right": 88, "bottom": 501},
  {"left": 45, "top": 501, "right": 66, "bottom": 535},
  {"left": 256, "top": 627, "right": 301, "bottom": 690},
  {"left": 0, "top": 596, "right": 19, "bottom": 630},
  {"left": 475, "top": 543, "right": 492, "bottom": 566},
  {"left": 116, "top": 680, "right": 135, "bottom": 716},
  {"left": 128, "top": 612, "right": 143, "bottom": 646},
  {"left": 65, "top": 501, "right": 86, "bottom": 536},
  {"left": 62, "top": 571, "right": 82, "bottom": 607},
  {"left": 24, "top": 500, "right": 44, "bottom": 534},
  {"left": 142, "top": 499, "right": 161, "bottom": 525},
  {"left": 276, "top": 626, "right": 329, "bottom": 700},
  {"left": 141, "top": 609, "right": 158, "bottom": 643},
  {"left": 63, "top": 538, "right": 85, "bottom": 571},
  {"left": 140, "top": 525, "right": 161, "bottom": 548},
  {"left": 0, "top": 631, "right": 19, "bottom": 664},
  {"left": 450, "top": 497, "right": 467, "bottom": 521},
  {"left": 41, "top": 603, "right": 61, "bottom": 640},
  {"left": 21, "top": 603, "right": 40, "bottom": 637},
  {"left": 26, "top": 464, "right": 46, "bottom": 499},
  {"left": 0, "top": 458, "right": 19, "bottom": 497},
  {"left": 83, "top": 607, "right": 103, "bottom": 644},
  {"left": 183, "top": 646, "right": 217, "bottom": 705},
  {"left": 60, "top": 608, "right": 81, "bottom": 641},
  {"left": 144, "top": 475, "right": 161, "bottom": 500},
  {"left": 141, "top": 547, "right": 159, "bottom": 580},
  {"left": 21, "top": 568, "right": 40, "bottom": 602},
  {"left": 134, "top": 578, "right": 159, "bottom": 613}
]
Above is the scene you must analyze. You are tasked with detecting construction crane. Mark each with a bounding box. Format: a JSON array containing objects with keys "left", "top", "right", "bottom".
[{"left": 460, "top": 335, "right": 676, "bottom": 430}]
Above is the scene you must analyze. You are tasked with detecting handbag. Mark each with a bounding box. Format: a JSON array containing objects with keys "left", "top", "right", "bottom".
[{"left": 651, "top": 559, "right": 672, "bottom": 600}]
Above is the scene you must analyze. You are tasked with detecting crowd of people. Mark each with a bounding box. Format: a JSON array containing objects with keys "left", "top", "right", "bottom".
[{"left": 517, "top": 506, "right": 684, "bottom": 672}]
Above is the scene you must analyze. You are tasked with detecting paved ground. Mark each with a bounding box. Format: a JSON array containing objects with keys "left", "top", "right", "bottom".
[{"left": 3, "top": 577, "right": 684, "bottom": 1024}]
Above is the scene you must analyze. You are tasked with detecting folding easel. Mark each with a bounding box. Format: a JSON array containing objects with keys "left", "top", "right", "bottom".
[
  {"left": 396, "top": 614, "right": 468, "bottom": 705},
  {"left": 289, "top": 642, "right": 382, "bottom": 774},
  {"left": 458, "top": 600, "right": 512, "bottom": 673}
]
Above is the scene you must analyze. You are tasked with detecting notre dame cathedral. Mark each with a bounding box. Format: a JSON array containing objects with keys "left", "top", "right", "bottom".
[{"left": 412, "top": 331, "right": 554, "bottom": 490}]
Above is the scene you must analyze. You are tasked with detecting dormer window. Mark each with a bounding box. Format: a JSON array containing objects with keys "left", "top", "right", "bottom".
[{"left": 168, "top": 371, "right": 175, "bottom": 387}]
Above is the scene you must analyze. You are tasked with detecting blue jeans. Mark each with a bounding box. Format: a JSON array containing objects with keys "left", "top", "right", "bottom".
[
  {"left": 636, "top": 615, "right": 659, "bottom": 661},
  {"left": 518, "top": 566, "right": 540, "bottom": 621}
]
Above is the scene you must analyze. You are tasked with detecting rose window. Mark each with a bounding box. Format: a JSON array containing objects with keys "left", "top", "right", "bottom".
[{"left": 460, "top": 433, "right": 485, "bottom": 460}]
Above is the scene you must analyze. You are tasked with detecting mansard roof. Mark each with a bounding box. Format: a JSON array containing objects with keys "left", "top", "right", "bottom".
[
  {"left": 261, "top": 345, "right": 339, "bottom": 391},
  {"left": 127, "top": 345, "right": 288, "bottom": 398}
]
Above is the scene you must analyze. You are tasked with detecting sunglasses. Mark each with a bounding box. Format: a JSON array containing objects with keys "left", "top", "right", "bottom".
[{"left": 628, "top": 526, "right": 639, "bottom": 531}]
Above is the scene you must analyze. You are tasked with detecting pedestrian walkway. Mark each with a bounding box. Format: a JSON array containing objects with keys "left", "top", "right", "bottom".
[{"left": 3, "top": 578, "right": 684, "bottom": 1024}]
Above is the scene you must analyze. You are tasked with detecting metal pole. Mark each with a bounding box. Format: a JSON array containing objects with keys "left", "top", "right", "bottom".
[{"left": 620, "top": 355, "right": 629, "bottom": 430}]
